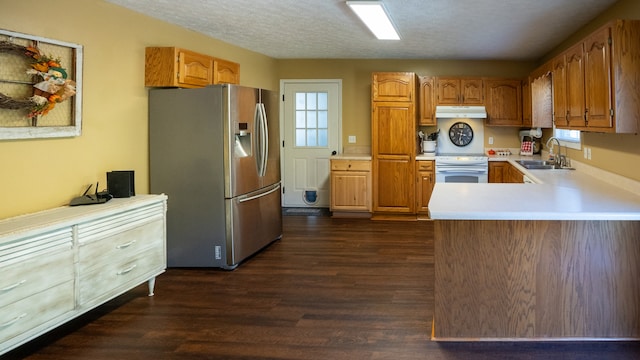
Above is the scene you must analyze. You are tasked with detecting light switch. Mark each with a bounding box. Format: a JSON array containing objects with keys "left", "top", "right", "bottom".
[{"left": 348, "top": 135, "right": 356, "bottom": 143}]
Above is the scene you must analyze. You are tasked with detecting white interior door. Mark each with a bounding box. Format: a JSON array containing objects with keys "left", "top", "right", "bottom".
[{"left": 280, "top": 80, "right": 341, "bottom": 208}]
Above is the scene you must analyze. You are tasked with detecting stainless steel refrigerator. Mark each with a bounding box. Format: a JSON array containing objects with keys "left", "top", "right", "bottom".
[{"left": 149, "top": 85, "right": 282, "bottom": 269}]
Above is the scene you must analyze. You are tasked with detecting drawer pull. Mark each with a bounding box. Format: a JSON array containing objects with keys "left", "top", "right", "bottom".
[
  {"left": 116, "top": 240, "right": 137, "bottom": 249},
  {"left": 1, "top": 280, "right": 26, "bottom": 293},
  {"left": 0, "top": 313, "right": 27, "bottom": 328},
  {"left": 117, "top": 264, "right": 137, "bottom": 275}
]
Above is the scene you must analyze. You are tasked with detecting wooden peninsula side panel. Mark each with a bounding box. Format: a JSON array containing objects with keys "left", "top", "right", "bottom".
[{"left": 433, "top": 220, "right": 640, "bottom": 341}]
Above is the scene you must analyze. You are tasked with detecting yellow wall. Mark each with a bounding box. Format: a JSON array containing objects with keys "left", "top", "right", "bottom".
[
  {"left": 277, "top": 59, "right": 534, "bottom": 152},
  {"left": 0, "top": 0, "right": 277, "bottom": 218},
  {"left": 1, "top": 0, "right": 638, "bottom": 219}
]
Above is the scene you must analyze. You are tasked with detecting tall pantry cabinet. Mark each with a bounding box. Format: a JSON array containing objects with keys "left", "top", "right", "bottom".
[{"left": 371, "top": 72, "right": 418, "bottom": 216}]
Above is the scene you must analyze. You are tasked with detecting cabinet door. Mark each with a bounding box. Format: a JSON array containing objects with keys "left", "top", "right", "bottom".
[
  {"left": 507, "top": 164, "right": 524, "bottom": 183},
  {"left": 416, "top": 161, "right": 434, "bottom": 214},
  {"left": 552, "top": 55, "right": 568, "bottom": 128},
  {"left": 178, "top": 50, "right": 213, "bottom": 87},
  {"left": 213, "top": 58, "right": 240, "bottom": 85},
  {"left": 372, "top": 102, "right": 415, "bottom": 156},
  {"left": 484, "top": 79, "right": 522, "bottom": 126},
  {"left": 419, "top": 76, "right": 436, "bottom": 125},
  {"left": 331, "top": 172, "right": 370, "bottom": 211},
  {"left": 372, "top": 72, "right": 415, "bottom": 102},
  {"left": 372, "top": 101, "right": 415, "bottom": 213},
  {"left": 488, "top": 162, "right": 507, "bottom": 183},
  {"left": 531, "top": 72, "right": 554, "bottom": 128},
  {"left": 565, "top": 43, "right": 586, "bottom": 128},
  {"left": 374, "top": 157, "right": 414, "bottom": 213},
  {"left": 436, "top": 78, "right": 461, "bottom": 105},
  {"left": 461, "top": 79, "right": 484, "bottom": 104},
  {"left": 584, "top": 25, "right": 613, "bottom": 129}
]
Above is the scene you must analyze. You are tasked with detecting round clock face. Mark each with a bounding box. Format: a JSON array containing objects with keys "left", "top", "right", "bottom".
[{"left": 449, "top": 122, "right": 474, "bottom": 147}]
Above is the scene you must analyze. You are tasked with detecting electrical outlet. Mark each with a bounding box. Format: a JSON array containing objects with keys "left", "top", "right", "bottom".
[
  {"left": 584, "top": 148, "right": 588, "bottom": 159},
  {"left": 587, "top": 147, "right": 592, "bottom": 160},
  {"left": 348, "top": 135, "right": 356, "bottom": 143},
  {"left": 488, "top": 137, "right": 494, "bottom": 145}
]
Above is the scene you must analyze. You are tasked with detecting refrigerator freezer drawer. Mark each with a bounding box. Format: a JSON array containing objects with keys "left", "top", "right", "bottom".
[{"left": 224, "top": 183, "right": 282, "bottom": 269}]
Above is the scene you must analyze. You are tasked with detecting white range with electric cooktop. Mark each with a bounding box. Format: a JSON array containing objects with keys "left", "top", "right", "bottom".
[{"left": 434, "top": 106, "right": 488, "bottom": 183}]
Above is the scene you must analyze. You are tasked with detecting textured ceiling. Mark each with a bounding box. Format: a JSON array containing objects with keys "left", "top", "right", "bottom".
[{"left": 104, "top": 0, "right": 618, "bottom": 60}]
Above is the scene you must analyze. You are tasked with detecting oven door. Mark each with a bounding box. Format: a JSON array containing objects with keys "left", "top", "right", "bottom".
[{"left": 435, "top": 167, "right": 488, "bottom": 183}]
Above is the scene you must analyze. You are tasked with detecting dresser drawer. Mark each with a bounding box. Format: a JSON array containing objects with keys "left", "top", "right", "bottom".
[
  {"left": 78, "top": 244, "right": 165, "bottom": 305},
  {"left": 331, "top": 159, "right": 371, "bottom": 172},
  {"left": 0, "top": 281, "right": 74, "bottom": 345},
  {"left": 0, "top": 250, "right": 73, "bottom": 308},
  {"left": 77, "top": 202, "right": 165, "bottom": 245},
  {"left": 78, "top": 218, "right": 164, "bottom": 274}
]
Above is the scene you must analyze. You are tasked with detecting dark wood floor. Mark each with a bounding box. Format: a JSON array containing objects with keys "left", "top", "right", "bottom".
[{"left": 5, "top": 215, "right": 640, "bottom": 359}]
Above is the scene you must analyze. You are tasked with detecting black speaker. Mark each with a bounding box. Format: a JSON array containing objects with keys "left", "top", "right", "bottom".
[{"left": 107, "top": 170, "right": 135, "bottom": 198}]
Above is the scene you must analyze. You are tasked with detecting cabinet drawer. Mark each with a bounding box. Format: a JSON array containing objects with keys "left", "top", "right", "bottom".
[
  {"left": 0, "top": 281, "right": 74, "bottom": 344},
  {"left": 0, "top": 250, "right": 73, "bottom": 308},
  {"left": 417, "top": 160, "right": 434, "bottom": 172},
  {"left": 331, "top": 160, "right": 371, "bottom": 172},
  {"left": 78, "top": 245, "right": 164, "bottom": 305},
  {"left": 78, "top": 219, "right": 164, "bottom": 274}
]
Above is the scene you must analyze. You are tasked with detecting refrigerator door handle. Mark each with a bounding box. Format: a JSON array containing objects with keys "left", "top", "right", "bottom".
[
  {"left": 260, "top": 103, "right": 269, "bottom": 177},
  {"left": 254, "top": 103, "right": 264, "bottom": 176},
  {"left": 238, "top": 183, "right": 281, "bottom": 203}
]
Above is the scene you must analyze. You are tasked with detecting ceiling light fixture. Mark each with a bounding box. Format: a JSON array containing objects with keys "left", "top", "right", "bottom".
[{"left": 346, "top": 1, "right": 400, "bottom": 40}]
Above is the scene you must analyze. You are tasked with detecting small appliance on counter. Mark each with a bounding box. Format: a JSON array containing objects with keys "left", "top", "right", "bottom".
[{"left": 519, "top": 128, "right": 542, "bottom": 155}]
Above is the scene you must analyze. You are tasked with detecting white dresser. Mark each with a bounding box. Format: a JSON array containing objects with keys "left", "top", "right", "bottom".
[{"left": 0, "top": 195, "right": 167, "bottom": 355}]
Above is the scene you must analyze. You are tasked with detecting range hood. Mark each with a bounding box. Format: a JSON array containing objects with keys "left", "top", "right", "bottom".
[{"left": 435, "top": 106, "right": 487, "bottom": 119}]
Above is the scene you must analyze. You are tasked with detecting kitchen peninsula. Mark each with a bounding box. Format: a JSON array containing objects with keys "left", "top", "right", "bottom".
[{"left": 428, "top": 161, "right": 640, "bottom": 341}]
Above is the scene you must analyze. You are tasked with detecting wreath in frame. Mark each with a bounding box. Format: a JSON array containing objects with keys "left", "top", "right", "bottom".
[{"left": 0, "top": 40, "right": 76, "bottom": 120}]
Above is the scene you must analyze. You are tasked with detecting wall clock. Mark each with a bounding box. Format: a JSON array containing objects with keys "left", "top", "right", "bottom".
[{"left": 449, "top": 122, "right": 474, "bottom": 147}]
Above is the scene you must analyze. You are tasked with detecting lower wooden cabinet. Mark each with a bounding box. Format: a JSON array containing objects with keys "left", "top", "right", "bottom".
[
  {"left": 416, "top": 160, "right": 435, "bottom": 215},
  {"left": 489, "top": 161, "right": 524, "bottom": 183},
  {"left": 330, "top": 159, "right": 371, "bottom": 215},
  {"left": 489, "top": 162, "right": 507, "bottom": 183},
  {"left": 0, "top": 195, "right": 167, "bottom": 355},
  {"left": 506, "top": 164, "right": 524, "bottom": 183}
]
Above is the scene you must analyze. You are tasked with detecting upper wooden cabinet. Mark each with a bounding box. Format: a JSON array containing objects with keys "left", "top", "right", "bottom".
[
  {"left": 436, "top": 78, "right": 484, "bottom": 105},
  {"left": 551, "top": 20, "right": 640, "bottom": 133},
  {"left": 484, "top": 79, "right": 522, "bottom": 126},
  {"left": 371, "top": 72, "right": 418, "bottom": 216},
  {"left": 145, "top": 47, "right": 239, "bottom": 88},
  {"left": 564, "top": 42, "right": 586, "bottom": 128},
  {"left": 527, "top": 62, "right": 554, "bottom": 128},
  {"left": 551, "top": 54, "right": 568, "bottom": 127},
  {"left": 213, "top": 57, "right": 240, "bottom": 85},
  {"left": 372, "top": 72, "right": 416, "bottom": 102},
  {"left": 418, "top": 76, "right": 436, "bottom": 125}
]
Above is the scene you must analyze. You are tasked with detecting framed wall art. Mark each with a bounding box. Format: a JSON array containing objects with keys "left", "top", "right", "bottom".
[{"left": 0, "top": 29, "right": 83, "bottom": 140}]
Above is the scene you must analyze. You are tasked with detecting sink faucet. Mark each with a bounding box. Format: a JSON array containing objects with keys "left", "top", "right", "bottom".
[{"left": 545, "top": 137, "right": 564, "bottom": 168}]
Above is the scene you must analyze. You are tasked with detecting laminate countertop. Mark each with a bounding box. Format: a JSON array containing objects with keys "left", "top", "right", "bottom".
[
  {"left": 429, "top": 155, "right": 640, "bottom": 221},
  {"left": 330, "top": 154, "right": 372, "bottom": 160}
]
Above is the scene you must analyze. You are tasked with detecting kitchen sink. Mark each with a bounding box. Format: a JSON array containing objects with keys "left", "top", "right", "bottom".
[{"left": 516, "top": 159, "right": 574, "bottom": 170}]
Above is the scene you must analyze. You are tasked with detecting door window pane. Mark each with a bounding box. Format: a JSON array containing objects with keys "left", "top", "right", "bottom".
[{"left": 294, "top": 91, "right": 329, "bottom": 148}]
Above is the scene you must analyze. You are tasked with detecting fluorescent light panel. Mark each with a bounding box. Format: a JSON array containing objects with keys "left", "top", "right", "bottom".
[{"left": 347, "top": 1, "right": 400, "bottom": 40}]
